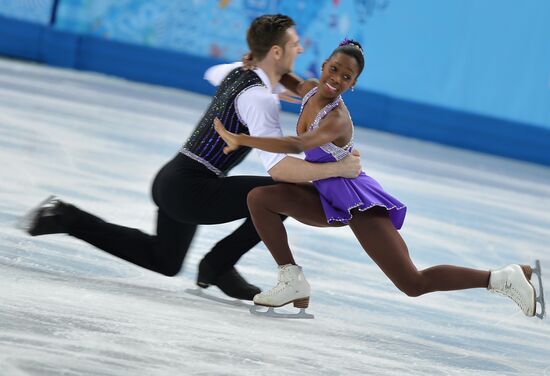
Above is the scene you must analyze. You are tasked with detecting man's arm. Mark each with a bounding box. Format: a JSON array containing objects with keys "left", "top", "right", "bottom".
[{"left": 269, "top": 152, "right": 361, "bottom": 183}]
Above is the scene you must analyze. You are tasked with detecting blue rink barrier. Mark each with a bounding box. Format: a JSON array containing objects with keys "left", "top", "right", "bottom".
[{"left": 1, "top": 15, "right": 549, "bottom": 167}]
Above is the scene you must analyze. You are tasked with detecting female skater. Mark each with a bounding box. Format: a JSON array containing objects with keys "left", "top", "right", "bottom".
[{"left": 214, "top": 39, "right": 542, "bottom": 318}]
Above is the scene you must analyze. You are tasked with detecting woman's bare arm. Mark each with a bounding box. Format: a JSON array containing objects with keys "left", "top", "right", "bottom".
[
  {"left": 213, "top": 111, "right": 348, "bottom": 155},
  {"left": 280, "top": 73, "right": 319, "bottom": 98}
]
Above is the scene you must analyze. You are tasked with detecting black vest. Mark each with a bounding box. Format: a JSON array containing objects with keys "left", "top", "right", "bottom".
[{"left": 180, "top": 68, "right": 264, "bottom": 176}]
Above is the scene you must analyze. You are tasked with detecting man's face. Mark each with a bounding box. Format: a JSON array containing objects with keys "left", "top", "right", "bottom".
[{"left": 279, "top": 27, "right": 303, "bottom": 74}]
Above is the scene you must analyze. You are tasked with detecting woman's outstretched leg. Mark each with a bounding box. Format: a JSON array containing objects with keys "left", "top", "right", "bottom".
[
  {"left": 348, "top": 207, "right": 490, "bottom": 296},
  {"left": 349, "top": 207, "right": 538, "bottom": 316},
  {"left": 247, "top": 189, "right": 538, "bottom": 316}
]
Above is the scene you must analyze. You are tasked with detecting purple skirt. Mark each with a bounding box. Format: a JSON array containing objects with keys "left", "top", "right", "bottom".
[{"left": 313, "top": 172, "right": 406, "bottom": 229}]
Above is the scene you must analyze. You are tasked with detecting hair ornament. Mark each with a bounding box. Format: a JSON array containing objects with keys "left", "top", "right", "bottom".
[{"left": 339, "top": 38, "right": 363, "bottom": 55}]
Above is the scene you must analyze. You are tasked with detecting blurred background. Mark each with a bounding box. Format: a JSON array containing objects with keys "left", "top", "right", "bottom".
[{"left": 1, "top": 0, "right": 549, "bottom": 165}]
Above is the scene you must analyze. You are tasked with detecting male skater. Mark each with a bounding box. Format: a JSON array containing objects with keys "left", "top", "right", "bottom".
[{"left": 22, "top": 14, "right": 361, "bottom": 300}]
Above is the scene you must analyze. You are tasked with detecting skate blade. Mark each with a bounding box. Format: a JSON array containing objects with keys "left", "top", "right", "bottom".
[
  {"left": 533, "top": 260, "right": 546, "bottom": 320},
  {"left": 184, "top": 288, "right": 251, "bottom": 308},
  {"left": 249, "top": 304, "right": 314, "bottom": 319},
  {"left": 15, "top": 195, "right": 56, "bottom": 231}
]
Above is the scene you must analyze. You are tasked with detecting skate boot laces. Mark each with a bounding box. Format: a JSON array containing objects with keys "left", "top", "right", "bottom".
[{"left": 261, "top": 264, "right": 303, "bottom": 297}]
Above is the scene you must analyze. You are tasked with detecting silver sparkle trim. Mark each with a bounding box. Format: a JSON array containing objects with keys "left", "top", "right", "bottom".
[
  {"left": 179, "top": 148, "right": 224, "bottom": 176},
  {"left": 326, "top": 202, "right": 407, "bottom": 224}
]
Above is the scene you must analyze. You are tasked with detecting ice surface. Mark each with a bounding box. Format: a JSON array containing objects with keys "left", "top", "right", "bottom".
[{"left": 1, "top": 58, "right": 549, "bottom": 375}]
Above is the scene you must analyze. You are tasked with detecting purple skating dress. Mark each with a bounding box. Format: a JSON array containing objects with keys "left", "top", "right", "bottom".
[{"left": 300, "top": 87, "right": 407, "bottom": 229}]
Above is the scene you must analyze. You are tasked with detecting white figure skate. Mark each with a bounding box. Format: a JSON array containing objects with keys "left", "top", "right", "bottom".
[
  {"left": 488, "top": 261, "right": 545, "bottom": 319},
  {"left": 250, "top": 264, "right": 314, "bottom": 319}
]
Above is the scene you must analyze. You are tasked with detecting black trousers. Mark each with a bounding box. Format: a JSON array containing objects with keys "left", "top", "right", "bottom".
[{"left": 63, "top": 153, "right": 278, "bottom": 276}]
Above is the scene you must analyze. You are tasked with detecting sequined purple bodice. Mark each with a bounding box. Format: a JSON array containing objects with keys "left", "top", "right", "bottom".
[{"left": 298, "top": 87, "right": 354, "bottom": 163}]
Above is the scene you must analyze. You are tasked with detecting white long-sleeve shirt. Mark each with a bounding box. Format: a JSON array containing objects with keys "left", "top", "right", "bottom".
[{"left": 204, "top": 62, "right": 287, "bottom": 172}]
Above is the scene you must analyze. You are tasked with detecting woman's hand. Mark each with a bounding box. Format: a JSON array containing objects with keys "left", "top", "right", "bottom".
[{"left": 213, "top": 117, "right": 241, "bottom": 154}]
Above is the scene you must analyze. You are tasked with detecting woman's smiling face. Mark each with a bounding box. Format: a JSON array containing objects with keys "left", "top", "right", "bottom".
[{"left": 319, "top": 52, "right": 360, "bottom": 97}]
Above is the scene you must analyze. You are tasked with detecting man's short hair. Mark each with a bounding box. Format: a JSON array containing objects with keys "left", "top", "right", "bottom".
[{"left": 246, "top": 14, "right": 296, "bottom": 61}]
